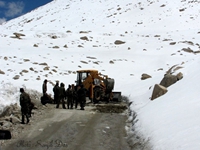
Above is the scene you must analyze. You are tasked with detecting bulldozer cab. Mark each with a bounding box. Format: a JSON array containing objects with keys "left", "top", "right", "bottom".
[
  {"left": 76, "top": 71, "right": 89, "bottom": 86},
  {"left": 76, "top": 69, "right": 99, "bottom": 87}
]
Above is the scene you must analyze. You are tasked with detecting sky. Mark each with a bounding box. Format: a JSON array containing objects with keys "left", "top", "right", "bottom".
[
  {"left": 0, "top": 0, "right": 52, "bottom": 24},
  {"left": 0, "top": 0, "right": 200, "bottom": 149}
]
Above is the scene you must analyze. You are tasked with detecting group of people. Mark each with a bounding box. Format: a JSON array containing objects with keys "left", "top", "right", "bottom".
[
  {"left": 19, "top": 79, "right": 87, "bottom": 124},
  {"left": 43, "top": 79, "right": 87, "bottom": 110}
]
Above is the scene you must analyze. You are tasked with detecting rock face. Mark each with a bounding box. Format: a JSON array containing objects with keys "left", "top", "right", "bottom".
[{"left": 151, "top": 84, "right": 168, "bottom": 100}]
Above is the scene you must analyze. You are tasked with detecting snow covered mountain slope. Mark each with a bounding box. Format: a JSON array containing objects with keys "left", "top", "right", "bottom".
[{"left": 0, "top": 0, "right": 200, "bottom": 149}]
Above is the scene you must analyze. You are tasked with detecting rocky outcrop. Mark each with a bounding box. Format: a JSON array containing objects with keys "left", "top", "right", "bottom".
[
  {"left": 151, "top": 84, "right": 168, "bottom": 100},
  {"left": 151, "top": 71, "right": 183, "bottom": 100}
]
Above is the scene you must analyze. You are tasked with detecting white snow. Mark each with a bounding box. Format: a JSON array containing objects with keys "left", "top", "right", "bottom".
[{"left": 0, "top": 0, "right": 200, "bottom": 149}]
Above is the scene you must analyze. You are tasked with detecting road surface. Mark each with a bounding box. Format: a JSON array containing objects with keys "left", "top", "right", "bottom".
[{"left": 2, "top": 103, "right": 131, "bottom": 150}]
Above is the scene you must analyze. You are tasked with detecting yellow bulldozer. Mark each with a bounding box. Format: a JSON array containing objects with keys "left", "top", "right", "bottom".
[{"left": 75, "top": 69, "right": 121, "bottom": 103}]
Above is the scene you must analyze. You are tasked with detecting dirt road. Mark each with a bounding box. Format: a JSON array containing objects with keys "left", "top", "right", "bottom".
[{"left": 2, "top": 103, "right": 130, "bottom": 150}]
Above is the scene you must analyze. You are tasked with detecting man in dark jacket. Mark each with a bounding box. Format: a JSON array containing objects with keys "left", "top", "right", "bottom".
[
  {"left": 53, "top": 81, "right": 59, "bottom": 104},
  {"left": 56, "top": 83, "right": 66, "bottom": 109},
  {"left": 41, "top": 79, "right": 53, "bottom": 105},
  {"left": 75, "top": 85, "right": 80, "bottom": 109},
  {"left": 77, "top": 85, "right": 87, "bottom": 110},
  {"left": 19, "top": 88, "right": 31, "bottom": 124},
  {"left": 42, "top": 79, "right": 48, "bottom": 96},
  {"left": 66, "top": 84, "right": 73, "bottom": 109},
  {"left": 72, "top": 84, "right": 78, "bottom": 109}
]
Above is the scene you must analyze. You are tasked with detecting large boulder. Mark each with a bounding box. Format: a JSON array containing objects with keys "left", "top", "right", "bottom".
[
  {"left": 160, "top": 73, "right": 178, "bottom": 87},
  {"left": 151, "top": 84, "right": 168, "bottom": 100}
]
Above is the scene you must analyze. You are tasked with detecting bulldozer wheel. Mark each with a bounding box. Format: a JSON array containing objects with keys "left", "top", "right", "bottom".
[{"left": 93, "top": 87, "right": 101, "bottom": 103}]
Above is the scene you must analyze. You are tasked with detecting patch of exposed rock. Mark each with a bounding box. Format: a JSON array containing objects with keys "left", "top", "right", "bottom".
[
  {"left": 63, "top": 44, "right": 68, "bottom": 48},
  {"left": 13, "top": 75, "right": 20, "bottom": 80},
  {"left": 114, "top": 40, "right": 125, "bottom": 45},
  {"left": 39, "top": 62, "right": 48, "bottom": 66},
  {"left": 10, "top": 33, "right": 25, "bottom": 39},
  {"left": 0, "top": 69, "right": 5, "bottom": 74},
  {"left": 141, "top": 73, "right": 152, "bottom": 80},
  {"left": 50, "top": 35, "right": 57, "bottom": 39},
  {"left": 80, "top": 36, "right": 89, "bottom": 41},
  {"left": 52, "top": 46, "right": 59, "bottom": 49},
  {"left": 109, "top": 60, "right": 114, "bottom": 64},
  {"left": 43, "top": 66, "right": 50, "bottom": 71},
  {"left": 86, "top": 56, "right": 97, "bottom": 59},
  {"left": 79, "top": 31, "right": 90, "bottom": 34},
  {"left": 80, "top": 60, "right": 88, "bottom": 64},
  {"left": 33, "top": 44, "right": 38, "bottom": 47}
]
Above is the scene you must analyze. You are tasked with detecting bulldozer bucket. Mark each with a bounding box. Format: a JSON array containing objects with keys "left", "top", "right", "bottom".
[{"left": 112, "top": 92, "right": 122, "bottom": 101}]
